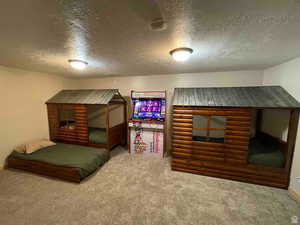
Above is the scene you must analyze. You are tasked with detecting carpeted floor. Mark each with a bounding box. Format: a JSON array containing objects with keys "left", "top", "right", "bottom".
[{"left": 0, "top": 147, "right": 299, "bottom": 225}]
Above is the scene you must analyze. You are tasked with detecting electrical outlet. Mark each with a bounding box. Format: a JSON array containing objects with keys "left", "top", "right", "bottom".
[{"left": 296, "top": 177, "right": 300, "bottom": 182}]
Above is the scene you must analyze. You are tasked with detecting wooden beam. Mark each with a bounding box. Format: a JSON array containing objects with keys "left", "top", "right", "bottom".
[
  {"left": 123, "top": 100, "right": 128, "bottom": 146},
  {"left": 106, "top": 104, "right": 110, "bottom": 149},
  {"left": 285, "top": 110, "right": 299, "bottom": 173},
  {"left": 256, "top": 109, "right": 262, "bottom": 132}
]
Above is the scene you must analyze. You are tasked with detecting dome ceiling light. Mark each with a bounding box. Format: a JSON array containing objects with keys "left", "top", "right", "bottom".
[
  {"left": 68, "top": 59, "right": 88, "bottom": 70},
  {"left": 170, "top": 47, "right": 193, "bottom": 62}
]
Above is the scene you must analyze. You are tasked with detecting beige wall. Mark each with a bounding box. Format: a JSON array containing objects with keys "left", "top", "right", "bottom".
[
  {"left": 263, "top": 57, "right": 300, "bottom": 196},
  {"left": 260, "top": 109, "right": 290, "bottom": 141},
  {"left": 0, "top": 65, "right": 78, "bottom": 168},
  {"left": 79, "top": 70, "right": 263, "bottom": 151}
]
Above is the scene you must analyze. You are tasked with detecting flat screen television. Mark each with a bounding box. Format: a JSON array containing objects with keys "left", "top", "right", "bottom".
[{"left": 132, "top": 98, "right": 166, "bottom": 120}]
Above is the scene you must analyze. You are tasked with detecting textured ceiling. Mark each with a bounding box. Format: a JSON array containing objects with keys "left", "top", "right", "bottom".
[{"left": 1, "top": 0, "right": 300, "bottom": 77}]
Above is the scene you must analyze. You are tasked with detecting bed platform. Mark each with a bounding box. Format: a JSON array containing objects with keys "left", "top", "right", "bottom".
[
  {"left": 7, "top": 143, "right": 110, "bottom": 182},
  {"left": 46, "top": 89, "right": 127, "bottom": 150}
]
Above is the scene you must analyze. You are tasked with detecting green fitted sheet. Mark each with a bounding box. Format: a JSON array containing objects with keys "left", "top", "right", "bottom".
[
  {"left": 10, "top": 143, "right": 110, "bottom": 178},
  {"left": 89, "top": 128, "right": 107, "bottom": 144}
]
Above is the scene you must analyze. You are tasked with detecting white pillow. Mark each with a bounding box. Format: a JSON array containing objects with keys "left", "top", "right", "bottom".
[{"left": 14, "top": 139, "right": 56, "bottom": 154}]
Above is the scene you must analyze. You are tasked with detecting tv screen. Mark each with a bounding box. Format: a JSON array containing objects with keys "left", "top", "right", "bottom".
[{"left": 132, "top": 99, "right": 166, "bottom": 120}]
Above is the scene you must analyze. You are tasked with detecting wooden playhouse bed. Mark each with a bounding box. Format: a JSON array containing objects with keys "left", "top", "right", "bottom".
[
  {"left": 46, "top": 89, "right": 127, "bottom": 150},
  {"left": 171, "top": 87, "right": 300, "bottom": 189}
]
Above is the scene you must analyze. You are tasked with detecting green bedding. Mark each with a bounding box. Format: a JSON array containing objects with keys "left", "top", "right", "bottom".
[
  {"left": 89, "top": 127, "right": 107, "bottom": 144},
  {"left": 10, "top": 143, "right": 110, "bottom": 178},
  {"left": 248, "top": 138, "right": 285, "bottom": 168}
]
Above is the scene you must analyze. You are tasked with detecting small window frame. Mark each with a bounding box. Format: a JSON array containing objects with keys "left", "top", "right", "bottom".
[
  {"left": 192, "top": 115, "right": 226, "bottom": 143},
  {"left": 58, "top": 106, "right": 76, "bottom": 129}
]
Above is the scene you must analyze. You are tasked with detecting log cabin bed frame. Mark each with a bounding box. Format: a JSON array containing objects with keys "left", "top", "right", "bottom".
[
  {"left": 46, "top": 89, "right": 127, "bottom": 150},
  {"left": 8, "top": 156, "right": 82, "bottom": 182},
  {"left": 171, "top": 86, "right": 300, "bottom": 189}
]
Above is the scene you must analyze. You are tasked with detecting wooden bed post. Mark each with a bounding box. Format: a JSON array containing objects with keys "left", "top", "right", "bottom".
[
  {"left": 256, "top": 109, "right": 263, "bottom": 132},
  {"left": 123, "top": 101, "right": 128, "bottom": 146},
  {"left": 285, "top": 110, "right": 299, "bottom": 173},
  {"left": 106, "top": 104, "right": 110, "bottom": 149},
  {"left": 46, "top": 103, "right": 59, "bottom": 142}
]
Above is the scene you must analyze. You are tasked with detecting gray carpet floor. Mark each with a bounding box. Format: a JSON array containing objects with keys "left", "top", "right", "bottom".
[{"left": 0, "top": 147, "right": 299, "bottom": 225}]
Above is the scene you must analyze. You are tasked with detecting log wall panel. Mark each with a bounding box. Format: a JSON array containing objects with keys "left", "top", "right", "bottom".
[
  {"left": 173, "top": 127, "right": 193, "bottom": 132},
  {"left": 172, "top": 157, "right": 289, "bottom": 188},
  {"left": 47, "top": 104, "right": 59, "bottom": 141},
  {"left": 173, "top": 135, "right": 192, "bottom": 141},
  {"left": 173, "top": 131, "right": 192, "bottom": 136},
  {"left": 172, "top": 165, "right": 287, "bottom": 188},
  {"left": 48, "top": 104, "right": 89, "bottom": 145},
  {"left": 173, "top": 152, "right": 225, "bottom": 162},
  {"left": 74, "top": 105, "right": 88, "bottom": 144},
  {"left": 173, "top": 161, "right": 288, "bottom": 182},
  {"left": 224, "top": 110, "right": 250, "bottom": 164},
  {"left": 173, "top": 118, "right": 193, "bottom": 123},
  {"left": 173, "top": 122, "right": 192, "bottom": 128},
  {"left": 173, "top": 147, "right": 225, "bottom": 157}
]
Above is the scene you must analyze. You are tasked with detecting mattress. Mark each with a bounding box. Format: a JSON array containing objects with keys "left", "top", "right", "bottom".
[
  {"left": 89, "top": 127, "right": 107, "bottom": 144},
  {"left": 9, "top": 143, "right": 110, "bottom": 179}
]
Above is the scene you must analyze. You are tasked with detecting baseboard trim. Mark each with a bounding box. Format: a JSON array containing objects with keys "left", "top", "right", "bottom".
[{"left": 288, "top": 188, "right": 300, "bottom": 202}]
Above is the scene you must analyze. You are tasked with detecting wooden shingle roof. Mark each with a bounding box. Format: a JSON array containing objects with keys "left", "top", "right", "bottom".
[
  {"left": 173, "top": 86, "right": 300, "bottom": 108},
  {"left": 46, "top": 89, "right": 122, "bottom": 105}
]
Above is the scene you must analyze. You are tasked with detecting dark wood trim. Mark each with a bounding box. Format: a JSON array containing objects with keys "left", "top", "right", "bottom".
[
  {"left": 285, "top": 110, "right": 299, "bottom": 172},
  {"left": 123, "top": 101, "right": 128, "bottom": 146},
  {"left": 256, "top": 109, "right": 262, "bottom": 132},
  {"left": 106, "top": 104, "right": 110, "bottom": 146},
  {"left": 108, "top": 123, "right": 126, "bottom": 149}
]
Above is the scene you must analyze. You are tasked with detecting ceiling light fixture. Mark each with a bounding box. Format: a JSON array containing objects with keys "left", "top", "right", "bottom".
[
  {"left": 68, "top": 59, "right": 88, "bottom": 70},
  {"left": 170, "top": 47, "right": 193, "bottom": 62}
]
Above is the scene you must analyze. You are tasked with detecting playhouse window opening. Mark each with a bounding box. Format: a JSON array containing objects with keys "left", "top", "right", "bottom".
[
  {"left": 59, "top": 108, "right": 75, "bottom": 129},
  {"left": 248, "top": 109, "right": 290, "bottom": 168},
  {"left": 192, "top": 115, "right": 226, "bottom": 143},
  {"left": 87, "top": 105, "right": 107, "bottom": 145}
]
